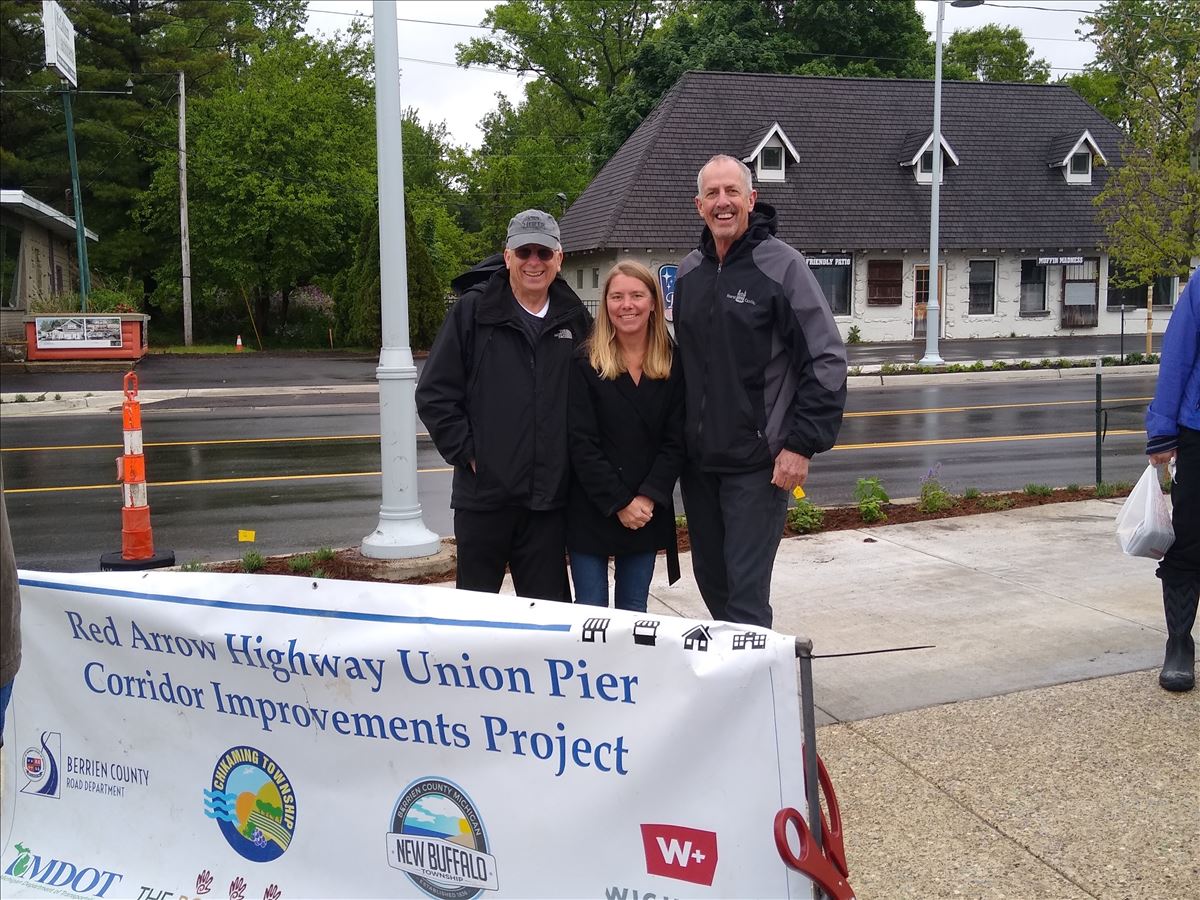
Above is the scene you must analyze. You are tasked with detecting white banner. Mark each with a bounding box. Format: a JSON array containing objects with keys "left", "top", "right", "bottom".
[
  {"left": 2, "top": 571, "right": 813, "bottom": 900},
  {"left": 34, "top": 317, "right": 123, "bottom": 349}
]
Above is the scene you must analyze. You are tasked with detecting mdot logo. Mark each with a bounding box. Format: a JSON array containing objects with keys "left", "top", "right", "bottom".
[
  {"left": 4, "top": 842, "right": 123, "bottom": 898},
  {"left": 387, "top": 778, "right": 498, "bottom": 900},
  {"left": 203, "top": 746, "right": 296, "bottom": 863}
]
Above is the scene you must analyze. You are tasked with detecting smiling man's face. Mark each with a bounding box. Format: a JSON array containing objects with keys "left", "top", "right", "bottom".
[{"left": 695, "top": 157, "right": 756, "bottom": 260}]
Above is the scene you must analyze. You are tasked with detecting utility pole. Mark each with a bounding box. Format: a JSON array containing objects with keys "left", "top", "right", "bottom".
[
  {"left": 61, "top": 84, "right": 91, "bottom": 310},
  {"left": 179, "top": 71, "right": 193, "bottom": 346},
  {"left": 361, "top": 0, "right": 440, "bottom": 559}
]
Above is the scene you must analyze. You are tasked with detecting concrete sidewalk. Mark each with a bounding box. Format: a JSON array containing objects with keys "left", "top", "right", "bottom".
[{"left": 634, "top": 500, "right": 1197, "bottom": 899}]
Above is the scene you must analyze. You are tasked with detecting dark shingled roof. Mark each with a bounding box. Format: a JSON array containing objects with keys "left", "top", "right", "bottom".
[{"left": 559, "top": 71, "right": 1124, "bottom": 254}]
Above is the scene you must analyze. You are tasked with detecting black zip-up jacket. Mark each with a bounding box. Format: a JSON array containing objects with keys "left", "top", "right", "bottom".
[
  {"left": 416, "top": 254, "right": 592, "bottom": 511},
  {"left": 675, "top": 202, "right": 847, "bottom": 472}
]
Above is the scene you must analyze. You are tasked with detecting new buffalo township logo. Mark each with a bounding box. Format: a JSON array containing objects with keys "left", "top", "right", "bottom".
[
  {"left": 203, "top": 746, "right": 296, "bottom": 863},
  {"left": 387, "top": 777, "right": 499, "bottom": 899}
]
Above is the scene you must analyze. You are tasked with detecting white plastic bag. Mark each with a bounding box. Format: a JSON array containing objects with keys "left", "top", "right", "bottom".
[{"left": 1115, "top": 463, "right": 1175, "bottom": 559}]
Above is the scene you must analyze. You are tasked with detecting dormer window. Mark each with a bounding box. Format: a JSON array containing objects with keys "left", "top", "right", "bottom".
[
  {"left": 900, "top": 131, "right": 959, "bottom": 184},
  {"left": 742, "top": 122, "right": 799, "bottom": 183},
  {"left": 1050, "top": 129, "right": 1105, "bottom": 185}
]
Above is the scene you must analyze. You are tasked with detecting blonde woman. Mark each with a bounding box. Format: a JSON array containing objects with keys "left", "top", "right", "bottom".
[{"left": 566, "top": 262, "right": 685, "bottom": 611}]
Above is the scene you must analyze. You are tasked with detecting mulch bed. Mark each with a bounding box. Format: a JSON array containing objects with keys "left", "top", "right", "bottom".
[{"left": 200, "top": 486, "right": 1130, "bottom": 584}]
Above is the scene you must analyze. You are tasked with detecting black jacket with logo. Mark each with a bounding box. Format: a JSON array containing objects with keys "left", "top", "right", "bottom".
[
  {"left": 416, "top": 254, "right": 592, "bottom": 511},
  {"left": 675, "top": 203, "right": 848, "bottom": 472}
]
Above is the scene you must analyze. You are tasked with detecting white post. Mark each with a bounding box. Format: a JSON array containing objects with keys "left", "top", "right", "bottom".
[
  {"left": 361, "top": 0, "right": 440, "bottom": 559},
  {"left": 919, "top": 0, "right": 947, "bottom": 366},
  {"left": 178, "top": 70, "right": 193, "bottom": 347}
]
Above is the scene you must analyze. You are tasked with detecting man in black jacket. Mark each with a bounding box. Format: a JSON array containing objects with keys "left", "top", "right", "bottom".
[
  {"left": 416, "top": 210, "right": 591, "bottom": 601},
  {"left": 676, "top": 155, "right": 847, "bottom": 628}
]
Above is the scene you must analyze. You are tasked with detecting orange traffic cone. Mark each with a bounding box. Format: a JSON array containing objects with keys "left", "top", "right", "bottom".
[
  {"left": 100, "top": 372, "right": 175, "bottom": 571},
  {"left": 235, "top": 334, "right": 244, "bottom": 351}
]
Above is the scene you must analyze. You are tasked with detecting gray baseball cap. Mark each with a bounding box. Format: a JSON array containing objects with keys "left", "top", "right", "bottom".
[{"left": 506, "top": 209, "right": 561, "bottom": 250}]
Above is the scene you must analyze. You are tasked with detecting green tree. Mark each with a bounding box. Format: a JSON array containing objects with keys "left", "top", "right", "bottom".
[
  {"left": 1086, "top": 0, "right": 1200, "bottom": 281},
  {"left": 455, "top": 0, "right": 660, "bottom": 119},
  {"left": 0, "top": 0, "right": 305, "bottom": 313},
  {"left": 138, "top": 29, "right": 377, "bottom": 337},
  {"left": 943, "top": 24, "right": 1050, "bottom": 83},
  {"left": 1058, "top": 69, "right": 1124, "bottom": 124},
  {"left": 332, "top": 202, "right": 443, "bottom": 350}
]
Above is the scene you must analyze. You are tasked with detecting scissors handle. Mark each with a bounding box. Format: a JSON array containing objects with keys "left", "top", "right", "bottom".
[
  {"left": 817, "top": 754, "right": 849, "bottom": 879},
  {"left": 774, "top": 807, "right": 856, "bottom": 900}
]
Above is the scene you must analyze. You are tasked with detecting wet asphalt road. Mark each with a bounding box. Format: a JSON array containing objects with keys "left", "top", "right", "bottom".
[{"left": 1, "top": 371, "right": 1156, "bottom": 572}]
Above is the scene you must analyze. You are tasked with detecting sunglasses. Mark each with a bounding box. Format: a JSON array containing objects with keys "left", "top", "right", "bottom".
[{"left": 513, "top": 245, "right": 556, "bottom": 261}]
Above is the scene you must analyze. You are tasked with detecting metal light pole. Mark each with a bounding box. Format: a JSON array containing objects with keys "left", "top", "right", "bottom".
[
  {"left": 920, "top": 0, "right": 982, "bottom": 366},
  {"left": 361, "top": 0, "right": 440, "bottom": 559}
]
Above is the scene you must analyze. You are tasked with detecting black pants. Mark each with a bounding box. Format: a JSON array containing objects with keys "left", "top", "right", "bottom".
[
  {"left": 454, "top": 508, "right": 570, "bottom": 602},
  {"left": 680, "top": 464, "right": 789, "bottom": 628},
  {"left": 1159, "top": 426, "right": 1200, "bottom": 586}
]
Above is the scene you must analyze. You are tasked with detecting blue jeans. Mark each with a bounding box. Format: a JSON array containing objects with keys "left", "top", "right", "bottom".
[
  {"left": 0, "top": 679, "right": 12, "bottom": 748},
  {"left": 569, "top": 550, "right": 656, "bottom": 613}
]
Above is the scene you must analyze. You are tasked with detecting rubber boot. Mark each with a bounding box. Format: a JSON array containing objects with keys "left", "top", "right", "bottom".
[{"left": 1159, "top": 579, "right": 1198, "bottom": 692}]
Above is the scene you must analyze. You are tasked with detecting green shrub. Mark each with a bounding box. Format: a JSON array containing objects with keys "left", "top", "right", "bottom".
[
  {"left": 315, "top": 547, "right": 336, "bottom": 562},
  {"left": 1066, "top": 483, "right": 1080, "bottom": 492},
  {"left": 179, "top": 561, "right": 205, "bottom": 572},
  {"left": 787, "top": 500, "right": 825, "bottom": 534},
  {"left": 674, "top": 515, "right": 687, "bottom": 529},
  {"left": 981, "top": 496, "right": 1015, "bottom": 511},
  {"left": 1019, "top": 360, "right": 1033, "bottom": 369},
  {"left": 848, "top": 366, "right": 862, "bottom": 377},
  {"left": 917, "top": 466, "right": 955, "bottom": 514},
  {"left": 1095, "top": 482, "right": 1116, "bottom": 498},
  {"left": 1023, "top": 483, "right": 1053, "bottom": 497},
  {"left": 846, "top": 325, "right": 862, "bottom": 344},
  {"left": 311, "top": 568, "right": 327, "bottom": 579},
  {"left": 858, "top": 499, "right": 887, "bottom": 523},
  {"left": 855, "top": 477, "right": 890, "bottom": 522},
  {"left": 990, "top": 360, "right": 1008, "bottom": 370},
  {"left": 879, "top": 363, "right": 899, "bottom": 375},
  {"left": 963, "top": 487, "right": 980, "bottom": 500},
  {"left": 241, "top": 551, "right": 265, "bottom": 573},
  {"left": 1124, "top": 352, "right": 1145, "bottom": 365},
  {"left": 970, "top": 360, "right": 986, "bottom": 371},
  {"left": 288, "top": 553, "right": 316, "bottom": 573}
]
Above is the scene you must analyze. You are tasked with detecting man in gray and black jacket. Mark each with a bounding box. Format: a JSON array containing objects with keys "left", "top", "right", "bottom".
[{"left": 675, "top": 155, "right": 847, "bottom": 628}]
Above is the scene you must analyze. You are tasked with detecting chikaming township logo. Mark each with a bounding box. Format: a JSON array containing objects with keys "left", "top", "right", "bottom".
[
  {"left": 203, "top": 746, "right": 296, "bottom": 863},
  {"left": 387, "top": 777, "right": 499, "bottom": 900}
]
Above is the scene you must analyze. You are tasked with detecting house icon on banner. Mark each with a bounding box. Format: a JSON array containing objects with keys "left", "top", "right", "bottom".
[
  {"left": 582, "top": 618, "right": 610, "bottom": 643},
  {"left": 633, "top": 620, "right": 659, "bottom": 647},
  {"left": 732, "top": 632, "right": 768, "bottom": 650},
  {"left": 682, "top": 624, "right": 712, "bottom": 652}
]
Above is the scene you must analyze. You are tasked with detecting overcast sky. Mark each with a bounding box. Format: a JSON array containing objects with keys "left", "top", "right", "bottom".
[{"left": 303, "top": 0, "right": 1103, "bottom": 149}]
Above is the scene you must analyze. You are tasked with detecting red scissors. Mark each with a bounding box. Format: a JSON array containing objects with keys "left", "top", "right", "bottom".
[{"left": 774, "top": 754, "right": 855, "bottom": 899}]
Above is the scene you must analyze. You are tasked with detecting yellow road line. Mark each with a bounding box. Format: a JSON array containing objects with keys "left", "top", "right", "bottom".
[
  {"left": 834, "top": 429, "right": 1142, "bottom": 451},
  {"left": 845, "top": 397, "right": 1151, "bottom": 418},
  {"left": 4, "top": 466, "right": 453, "bottom": 495}
]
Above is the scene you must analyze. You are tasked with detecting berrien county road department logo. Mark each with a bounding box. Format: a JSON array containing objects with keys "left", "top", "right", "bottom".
[
  {"left": 203, "top": 746, "right": 296, "bottom": 863},
  {"left": 387, "top": 777, "right": 499, "bottom": 899},
  {"left": 20, "top": 731, "right": 61, "bottom": 799}
]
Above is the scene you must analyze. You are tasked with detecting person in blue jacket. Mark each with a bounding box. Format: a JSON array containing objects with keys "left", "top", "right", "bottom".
[{"left": 1145, "top": 267, "right": 1200, "bottom": 692}]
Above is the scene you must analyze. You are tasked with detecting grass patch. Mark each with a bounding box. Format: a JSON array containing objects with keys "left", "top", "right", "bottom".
[
  {"left": 241, "top": 550, "right": 265, "bottom": 573},
  {"left": 1023, "top": 483, "right": 1053, "bottom": 497},
  {"left": 980, "top": 496, "right": 1016, "bottom": 511},
  {"left": 315, "top": 547, "right": 336, "bottom": 562},
  {"left": 287, "top": 553, "right": 316, "bottom": 573},
  {"left": 963, "top": 487, "right": 981, "bottom": 500}
]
